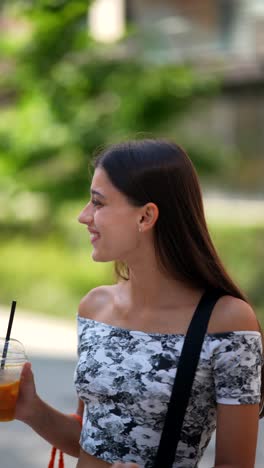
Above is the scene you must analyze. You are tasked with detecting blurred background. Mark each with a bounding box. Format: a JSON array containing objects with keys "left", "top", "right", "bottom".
[
  {"left": 0, "top": 0, "right": 264, "bottom": 323},
  {"left": 0, "top": 2, "right": 264, "bottom": 467}
]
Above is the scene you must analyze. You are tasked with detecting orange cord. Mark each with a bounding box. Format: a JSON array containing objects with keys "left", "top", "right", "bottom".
[
  {"left": 59, "top": 450, "right": 64, "bottom": 468},
  {"left": 48, "top": 413, "right": 82, "bottom": 468},
  {"left": 48, "top": 447, "right": 57, "bottom": 468},
  {"left": 48, "top": 447, "right": 64, "bottom": 468}
]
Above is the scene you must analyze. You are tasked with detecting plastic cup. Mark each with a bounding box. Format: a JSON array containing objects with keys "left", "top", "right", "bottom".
[{"left": 0, "top": 338, "right": 27, "bottom": 422}]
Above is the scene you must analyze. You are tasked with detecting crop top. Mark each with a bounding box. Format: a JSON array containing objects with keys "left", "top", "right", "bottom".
[{"left": 74, "top": 316, "right": 262, "bottom": 468}]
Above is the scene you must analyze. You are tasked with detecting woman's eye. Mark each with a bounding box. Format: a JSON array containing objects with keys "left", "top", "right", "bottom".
[{"left": 91, "top": 199, "right": 102, "bottom": 207}]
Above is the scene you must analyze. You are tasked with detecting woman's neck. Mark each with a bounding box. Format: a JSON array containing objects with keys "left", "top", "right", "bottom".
[{"left": 124, "top": 263, "right": 201, "bottom": 311}]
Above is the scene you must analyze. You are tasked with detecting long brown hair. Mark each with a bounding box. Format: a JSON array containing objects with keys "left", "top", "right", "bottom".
[{"left": 94, "top": 138, "right": 264, "bottom": 416}]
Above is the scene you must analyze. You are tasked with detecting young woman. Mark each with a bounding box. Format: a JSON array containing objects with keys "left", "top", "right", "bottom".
[{"left": 16, "top": 139, "right": 263, "bottom": 468}]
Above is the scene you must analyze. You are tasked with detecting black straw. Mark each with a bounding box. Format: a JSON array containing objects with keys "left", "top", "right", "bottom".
[{"left": 1, "top": 301, "right": 17, "bottom": 369}]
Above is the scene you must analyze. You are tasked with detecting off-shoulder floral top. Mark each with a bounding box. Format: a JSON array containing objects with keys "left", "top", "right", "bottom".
[{"left": 74, "top": 316, "right": 262, "bottom": 468}]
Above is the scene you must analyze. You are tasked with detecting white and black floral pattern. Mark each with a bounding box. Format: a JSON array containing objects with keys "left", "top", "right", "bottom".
[{"left": 74, "top": 317, "right": 262, "bottom": 468}]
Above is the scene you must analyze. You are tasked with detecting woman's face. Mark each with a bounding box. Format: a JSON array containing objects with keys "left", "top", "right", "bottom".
[{"left": 78, "top": 167, "right": 143, "bottom": 262}]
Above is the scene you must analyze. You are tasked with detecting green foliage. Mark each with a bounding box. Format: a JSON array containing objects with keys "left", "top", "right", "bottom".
[
  {"left": 0, "top": 1, "right": 262, "bottom": 331},
  {"left": 0, "top": 223, "right": 263, "bottom": 323},
  {"left": 0, "top": 0, "right": 220, "bottom": 230},
  {"left": 0, "top": 234, "right": 113, "bottom": 319},
  {"left": 210, "top": 223, "right": 264, "bottom": 316}
]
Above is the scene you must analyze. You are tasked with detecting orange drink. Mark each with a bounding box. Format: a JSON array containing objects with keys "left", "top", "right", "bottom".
[
  {"left": 0, "top": 338, "right": 27, "bottom": 422},
  {"left": 0, "top": 380, "right": 20, "bottom": 421}
]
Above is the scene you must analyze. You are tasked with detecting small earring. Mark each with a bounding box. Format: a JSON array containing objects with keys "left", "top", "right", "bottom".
[{"left": 138, "top": 226, "right": 142, "bottom": 232}]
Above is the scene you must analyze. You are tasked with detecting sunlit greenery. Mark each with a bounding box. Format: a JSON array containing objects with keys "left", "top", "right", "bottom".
[
  {"left": 0, "top": 0, "right": 221, "bottom": 231},
  {"left": 0, "top": 223, "right": 263, "bottom": 326},
  {"left": 0, "top": 1, "right": 263, "bottom": 326},
  {"left": 210, "top": 223, "right": 264, "bottom": 321}
]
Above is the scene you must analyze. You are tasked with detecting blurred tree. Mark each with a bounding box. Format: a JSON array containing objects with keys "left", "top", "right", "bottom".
[{"left": 0, "top": 0, "right": 220, "bottom": 229}]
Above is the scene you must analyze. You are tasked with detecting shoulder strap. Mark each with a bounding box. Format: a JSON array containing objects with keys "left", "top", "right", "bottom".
[{"left": 153, "top": 289, "right": 224, "bottom": 468}]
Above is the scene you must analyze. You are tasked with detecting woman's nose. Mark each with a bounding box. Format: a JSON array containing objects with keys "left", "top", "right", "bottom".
[{"left": 78, "top": 204, "right": 93, "bottom": 224}]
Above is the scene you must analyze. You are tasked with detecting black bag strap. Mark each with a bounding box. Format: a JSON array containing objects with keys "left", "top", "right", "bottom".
[{"left": 153, "top": 289, "right": 224, "bottom": 468}]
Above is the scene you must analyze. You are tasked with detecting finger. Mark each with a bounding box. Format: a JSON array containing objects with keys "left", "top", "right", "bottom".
[{"left": 20, "top": 362, "right": 33, "bottom": 380}]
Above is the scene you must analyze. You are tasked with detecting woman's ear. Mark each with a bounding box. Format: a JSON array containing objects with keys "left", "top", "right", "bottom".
[{"left": 138, "top": 203, "right": 159, "bottom": 232}]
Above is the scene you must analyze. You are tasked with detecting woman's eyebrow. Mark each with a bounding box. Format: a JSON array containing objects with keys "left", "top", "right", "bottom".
[{"left": 90, "top": 189, "right": 106, "bottom": 199}]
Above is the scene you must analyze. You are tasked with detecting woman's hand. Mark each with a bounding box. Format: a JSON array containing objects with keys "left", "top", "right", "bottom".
[{"left": 15, "top": 361, "right": 39, "bottom": 424}]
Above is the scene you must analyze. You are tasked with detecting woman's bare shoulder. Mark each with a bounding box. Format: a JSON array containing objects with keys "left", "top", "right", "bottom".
[
  {"left": 208, "top": 295, "right": 259, "bottom": 334},
  {"left": 78, "top": 285, "right": 117, "bottom": 320}
]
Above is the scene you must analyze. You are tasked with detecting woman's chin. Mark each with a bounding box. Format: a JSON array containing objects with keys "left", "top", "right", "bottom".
[
  {"left": 91, "top": 249, "right": 111, "bottom": 263},
  {"left": 91, "top": 251, "right": 102, "bottom": 262}
]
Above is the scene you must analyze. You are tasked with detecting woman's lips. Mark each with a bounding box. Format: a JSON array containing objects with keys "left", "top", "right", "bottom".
[
  {"left": 88, "top": 227, "right": 100, "bottom": 244},
  {"left": 90, "top": 233, "right": 100, "bottom": 244}
]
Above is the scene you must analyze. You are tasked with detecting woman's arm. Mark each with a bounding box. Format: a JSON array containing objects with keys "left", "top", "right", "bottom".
[
  {"left": 15, "top": 362, "right": 82, "bottom": 457},
  {"left": 214, "top": 403, "right": 259, "bottom": 468}
]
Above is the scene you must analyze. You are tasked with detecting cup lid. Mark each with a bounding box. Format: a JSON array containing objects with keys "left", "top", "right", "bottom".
[{"left": 0, "top": 338, "right": 27, "bottom": 363}]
